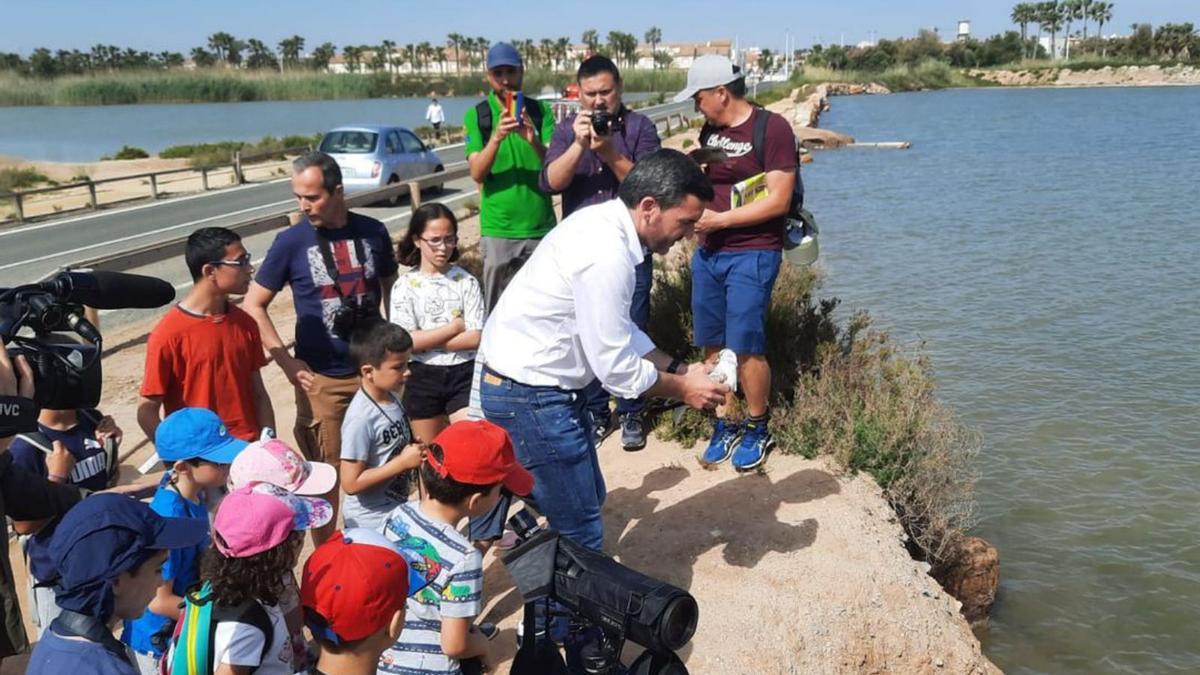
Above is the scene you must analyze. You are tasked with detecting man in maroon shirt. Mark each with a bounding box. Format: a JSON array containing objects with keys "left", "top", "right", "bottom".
[{"left": 675, "top": 55, "right": 798, "bottom": 471}]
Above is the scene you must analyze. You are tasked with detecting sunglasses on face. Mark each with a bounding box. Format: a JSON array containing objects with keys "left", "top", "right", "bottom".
[{"left": 210, "top": 254, "right": 253, "bottom": 268}]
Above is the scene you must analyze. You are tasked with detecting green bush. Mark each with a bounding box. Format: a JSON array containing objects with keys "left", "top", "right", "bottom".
[
  {"left": 111, "top": 145, "right": 149, "bottom": 160},
  {"left": 158, "top": 133, "right": 320, "bottom": 167},
  {"left": 0, "top": 167, "right": 50, "bottom": 192},
  {"left": 646, "top": 250, "right": 979, "bottom": 563}
]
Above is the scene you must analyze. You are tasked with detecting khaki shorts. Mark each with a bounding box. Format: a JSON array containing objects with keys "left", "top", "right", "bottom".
[{"left": 294, "top": 373, "right": 358, "bottom": 467}]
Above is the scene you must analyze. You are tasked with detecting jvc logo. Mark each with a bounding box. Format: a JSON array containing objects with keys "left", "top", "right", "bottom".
[{"left": 0, "top": 403, "right": 22, "bottom": 416}]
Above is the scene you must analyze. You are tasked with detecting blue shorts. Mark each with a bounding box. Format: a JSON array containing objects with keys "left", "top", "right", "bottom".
[{"left": 691, "top": 248, "right": 781, "bottom": 355}]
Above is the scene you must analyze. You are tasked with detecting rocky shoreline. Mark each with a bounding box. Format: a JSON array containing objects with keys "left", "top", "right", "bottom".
[{"left": 967, "top": 63, "right": 1200, "bottom": 87}]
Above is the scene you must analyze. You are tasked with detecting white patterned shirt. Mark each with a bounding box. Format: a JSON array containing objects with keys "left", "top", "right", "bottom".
[{"left": 390, "top": 265, "right": 485, "bottom": 366}]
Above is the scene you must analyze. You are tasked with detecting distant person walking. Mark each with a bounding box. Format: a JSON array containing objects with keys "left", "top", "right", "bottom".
[{"left": 425, "top": 97, "right": 445, "bottom": 142}]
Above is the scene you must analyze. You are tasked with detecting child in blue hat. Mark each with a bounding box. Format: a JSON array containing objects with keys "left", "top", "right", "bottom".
[
  {"left": 121, "top": 407, "right": 248, "bottom": 672},
  {"left": 27, "top": 493, "right": 209, "bottom": 675}
]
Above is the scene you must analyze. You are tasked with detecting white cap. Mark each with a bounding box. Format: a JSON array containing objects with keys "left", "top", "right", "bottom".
[{"left": 673, "top": 55, "right": 743, "bottom": 103}]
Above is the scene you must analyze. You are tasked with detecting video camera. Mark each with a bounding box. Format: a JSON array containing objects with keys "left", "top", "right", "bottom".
[
  {"left": 0, "top": 270, "right": 175, "bottom": 434},
  {"left": 502, "top": 508, "right": 698, "bottom": 675}
]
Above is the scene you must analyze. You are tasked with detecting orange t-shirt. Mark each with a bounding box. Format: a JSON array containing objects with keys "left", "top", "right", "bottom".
[{"left": 141, "top": 305, "right": 268, "bottom": 440}]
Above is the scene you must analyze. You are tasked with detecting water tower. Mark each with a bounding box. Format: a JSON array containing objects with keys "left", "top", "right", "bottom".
[{"left": 956, "top": 19, "right": 971, "bottom": 42}]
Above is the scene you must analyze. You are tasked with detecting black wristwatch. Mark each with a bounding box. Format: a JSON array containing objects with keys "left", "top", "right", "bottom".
[{"left": 666, "top": 358, "right": 684, "bottom": 375}]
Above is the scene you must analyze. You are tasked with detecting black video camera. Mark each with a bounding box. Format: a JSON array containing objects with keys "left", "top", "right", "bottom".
[
  {"left": 330, "top": 296, "right": 382, "bottom": 341},
  {"left": 591, "top": 110, "right": 625, "bottom": 136},
  {"left": 503, "top": 509, "right": 697, "bottom": 675},
  {"left": 0, "top": 270, "right": 175, "bottom": 434}
]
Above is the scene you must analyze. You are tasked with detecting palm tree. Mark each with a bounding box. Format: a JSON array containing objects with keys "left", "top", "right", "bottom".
[
  {"left": 555, "top": 37, "right": 571, "bottom": 71},
  {"left": 606, "top": 31, "right": 623, "bottom": 65},
  {"left": 475, "top": 37, "right": 489, "bottom": 71},
  {"left": 447, "top": 33, "right": 463, "bottom": 74},
  {"left": 582, "top": 29, "right": 600, "bottom": 56},
  {"left": 644, "top": 26, "right": 662, "bottom": 68},
  {"left": 540, "top": 38, "right": 556, "bottom": 70},
  {"left": 1080, "top": 0, "right": 1094, "bottom": 39},
  {"left": 1038, "top": 2, "right": 1064, "bottom": 59},
  {"left": 343, "top": 45, "right": 363, "bottom": 74},
  {"left": 278, "top": 35, "right": 305, "bottom": 71},
  {"left": 1092, "top": 2, "right": 1114, "bottom": 56},
  {"left": 190, "top": 47, "right": 216, "bottom": 68},
  {"left": 207, "top": 32, "right": 236, "bottom": 65},
  {"left": 311, "top": 42, "right": 336, "bottom": 71},
  {"left": 1062, "top": 0, "right": 1084, "bottom": 58},
  {"left": 1011, "top": 3, "right": 1037, "bottom": 58}
]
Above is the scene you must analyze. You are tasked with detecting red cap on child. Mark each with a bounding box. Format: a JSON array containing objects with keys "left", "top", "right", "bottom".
[
  {"left": 428, "top": 420, "right": 534, "bottom": 496},
  {"left": 301, "top": 528, "right": 422, "bottom": 643}
]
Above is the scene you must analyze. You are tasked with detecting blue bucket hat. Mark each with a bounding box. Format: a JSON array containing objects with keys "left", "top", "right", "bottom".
[
  {"left": 487, "top": 42, "right": 523, "bottom": 70},
  {"left": 156, "top": 407, "right": 248, "bottom": 464},
  {"left": 49, "top": 493, "right": 209, "bottom": 617}
]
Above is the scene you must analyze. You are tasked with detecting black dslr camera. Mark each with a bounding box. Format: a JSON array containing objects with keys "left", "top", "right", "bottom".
[
  {"left": 591, "top": 110, "right": 625, "bottom": 136},
  {"left": 330, "top": 296, "right": 381, "bottom": 341}
]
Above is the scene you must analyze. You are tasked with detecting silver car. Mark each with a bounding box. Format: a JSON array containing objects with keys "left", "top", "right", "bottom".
[{"left": 318, "top": 125, "right": 443, "bottom": 198}]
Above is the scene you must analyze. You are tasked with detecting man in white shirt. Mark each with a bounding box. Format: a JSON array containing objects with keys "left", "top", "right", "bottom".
[
  {"left": 470, "top": 149, "right": 729, "bottom": 553},
  {"left": 424, "top": 97, "right": 445, "bottom": 141}
]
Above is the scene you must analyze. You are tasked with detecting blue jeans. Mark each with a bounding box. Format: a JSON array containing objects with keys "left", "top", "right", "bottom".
[
  {"left": 585, "top": 254, "right": 653, "bottom": 422},
  {"left": 469, "top": 367, "right": 606, "bottom": 551}
]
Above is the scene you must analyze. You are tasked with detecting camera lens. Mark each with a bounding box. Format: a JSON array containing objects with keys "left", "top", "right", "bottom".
[{"left": 656, "top": 595, "right": 698, "bottom": 652}]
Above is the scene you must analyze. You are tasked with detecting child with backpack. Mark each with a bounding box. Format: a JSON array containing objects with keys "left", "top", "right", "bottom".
[
  {"left": 122, "top": 408, "right": 248, "bottom": 674},
  {"left": 340, "top": 321, "right": 424, "bottom": 532},
  {"left": 300, "top": 528, "right": 431, "bottom": 675},
  {"left": 391, "top": 203, "right": 485, "bottom": 444},
  {"left": 164, "top": 483, "right": 331, "bottom": 675},
  {"left": 9, "top": 406, "right": 123, "bottom": 636},
  {"left": 379, "top": 420, "right": 533, "bottom": 674}
]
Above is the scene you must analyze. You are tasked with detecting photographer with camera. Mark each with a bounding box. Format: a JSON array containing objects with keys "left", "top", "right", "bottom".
[
  {"left": 540, "top": 55, "right": 663, "bottom": 452},
  {"left": 244, "top": 151, "right": 399, "bottom": 544},
  {"left": 0, "top": 344, "right": 85, "bottom": 662}
]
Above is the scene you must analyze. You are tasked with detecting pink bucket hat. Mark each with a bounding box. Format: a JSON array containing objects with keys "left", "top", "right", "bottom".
[
  {"left": 213, "top": 484, "right": 332, "bottom": 558},
  {"left": 229, "top": 439, "right": 337, "bottom": 496}
]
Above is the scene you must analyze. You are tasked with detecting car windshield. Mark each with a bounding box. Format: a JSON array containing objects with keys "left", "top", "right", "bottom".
[{"left": 320, "top": 131, "right": 379, "bottom": 154}]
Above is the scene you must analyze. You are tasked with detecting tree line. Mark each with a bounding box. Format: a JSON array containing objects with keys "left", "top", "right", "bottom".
[{"left": 0, "top": 26, "right": 672, "bottom": 79}]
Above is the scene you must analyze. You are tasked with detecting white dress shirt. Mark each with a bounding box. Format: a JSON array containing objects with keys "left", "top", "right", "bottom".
[
  {"left": 425, "top": 103, "right": 445, "bottom": 125},
  {"left": 480, "top": 199, "right": 658, "bottom": 399}
]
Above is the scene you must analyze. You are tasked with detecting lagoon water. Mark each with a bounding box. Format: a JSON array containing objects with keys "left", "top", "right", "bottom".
[{"left": 807, "top": 86, "right": 1200, "bottom": 673}]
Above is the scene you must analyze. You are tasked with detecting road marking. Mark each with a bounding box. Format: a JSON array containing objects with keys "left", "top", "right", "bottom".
[
  {"left": 0, "top": 177, "right": 291, "bottom": 238},
  {"left": 0, "top": 198, "right": 295, "bottom": 271}
]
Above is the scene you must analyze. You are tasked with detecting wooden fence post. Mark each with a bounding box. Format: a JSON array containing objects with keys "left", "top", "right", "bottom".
[
  {"left": 201, "top": 168, "right": 210, "bottom": 191},
  {"left": 233, "top": 152, "right": 245, "bottom": 184},
  {"left": 408, "top": 182, "right": 422, "bottom": 209},
  {"left": 12, "top": 193, "right": 24, "bottom": 222},
  {"left": 87, "top": 181, "right": 98, "bottom": 210},
  {"left": 149, "top": 174, "right": 159, "bottom": 200}
]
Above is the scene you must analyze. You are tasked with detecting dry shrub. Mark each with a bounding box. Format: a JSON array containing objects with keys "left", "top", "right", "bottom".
[{"left": 647, "top": 251, "right": 979, "bottom": 563}]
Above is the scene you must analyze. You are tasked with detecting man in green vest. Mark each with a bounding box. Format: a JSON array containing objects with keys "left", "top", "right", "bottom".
[{"left": 464, "top": 42, "right": 557, "bottom": 313}]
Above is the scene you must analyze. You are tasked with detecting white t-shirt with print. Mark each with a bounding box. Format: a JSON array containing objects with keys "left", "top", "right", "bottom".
[
  {"left": 390, "top": 265, "right": 485, "bottom": 366},
  {"left": 212, "top": 602, "right": 291, "bottom": 674}
]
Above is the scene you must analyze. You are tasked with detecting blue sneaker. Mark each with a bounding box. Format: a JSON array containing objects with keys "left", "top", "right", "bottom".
[
  {"left": 732, "top": 422, "right": 776, "bottom": 471},
  {"left": 699, "top": 420, "right": 742, "bottom": 468}
]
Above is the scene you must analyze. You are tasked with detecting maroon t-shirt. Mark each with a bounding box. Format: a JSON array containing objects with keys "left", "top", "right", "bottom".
[{"left": 700, "top": 107, "right": 797, "bottom": 252}]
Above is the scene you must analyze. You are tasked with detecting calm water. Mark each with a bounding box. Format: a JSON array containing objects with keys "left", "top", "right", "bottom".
[
  {"left": 807, "top": 86, "right": 1200, "bottom": 673},
  {"left": 0, "top": 94, "right": 654, "bottom": 162}
]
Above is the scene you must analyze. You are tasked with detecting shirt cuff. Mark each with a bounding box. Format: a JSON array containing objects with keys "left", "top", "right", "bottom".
[{"left": 631, "top": 329, "right": 655, "bottom": 357}]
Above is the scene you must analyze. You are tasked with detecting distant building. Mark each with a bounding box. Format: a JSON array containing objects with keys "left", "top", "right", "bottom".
[{"left": 957, "top": 20, "right": 971, "bottom": 42}]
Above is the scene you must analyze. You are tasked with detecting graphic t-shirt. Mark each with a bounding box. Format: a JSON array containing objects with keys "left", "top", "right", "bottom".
[
  {"left": 700, "top": 107, "right": 798, "bottom": 252},
  {"left": 463, "top": 92, "right": 557, "bottom": 240},
  {"left": 339, "top": 389, "right": 414, "bottom": 532},
  {"left": 390, "top": 266, "right": 485, "bottom": 366},
  {"left": 122, "top": 481, "right": 209, "bottom": 656},
  {"left": 254, "top": 213, "right": 399, "bottom": 377},
  {"left": 141, "top": 305, "right": 267, "bottom": 440},
  {"left": 380, "top": 501, "right": 483, "bottom": 675},
  {"left": 10, "top": 410, "right": 109, "bottom": 582}
]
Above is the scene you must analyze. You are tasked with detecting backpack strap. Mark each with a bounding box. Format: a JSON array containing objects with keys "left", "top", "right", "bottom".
[
  {"left": 475, "top": 100, "right": 493, "bottom": 148},
  {"left": 752, "top": 106, "right": 770, "bottom": 171},
  {"left": 15, "top": 431, "right": 54, "bottom": 454},
  {"left": 526, "top": 98, "right": 545, "bottom": 137}
]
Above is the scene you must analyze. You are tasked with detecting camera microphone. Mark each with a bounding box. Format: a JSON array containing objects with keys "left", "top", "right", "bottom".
[{"left": 43, "top": 270, "right": 177, "bottom": 310}]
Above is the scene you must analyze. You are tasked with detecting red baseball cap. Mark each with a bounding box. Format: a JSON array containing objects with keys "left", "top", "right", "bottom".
[
  {"left": 429, "top": 420, "right": 534, "bottom": 496},
  {"left": 301, "top": 528, "right": 427, "bottom": 644}
]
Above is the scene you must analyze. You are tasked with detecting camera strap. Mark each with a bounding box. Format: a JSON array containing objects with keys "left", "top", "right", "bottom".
[
  {"left": 314, "top": 228, "right": 370, "bottom": 302},
  {"left": 0, "top": 395, "right": 39, "bottom": 435}
]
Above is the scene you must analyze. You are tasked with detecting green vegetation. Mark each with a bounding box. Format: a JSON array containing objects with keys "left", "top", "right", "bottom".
[
  {"left": 648, "top": 251, "right": 979, "bottom": 563},
  {"left": 159, "top": 133, "right": 320, "bottom": 167},
  {"left": 0, "top": 167, "right": 50, "bottom": 194},
  {"left": 106, "top": 145, "right": 149, "bottom": 160},
  {"left": 796, "top": 61, "right": 989, "bottom": 92}
]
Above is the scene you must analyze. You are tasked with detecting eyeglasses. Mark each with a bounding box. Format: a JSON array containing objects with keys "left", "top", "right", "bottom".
[
  {"left": 210, "top": 254, "right": 253, "bottom": 268},
  {"left": 419, "top": 235, "right": 457, "bottom": 248}
]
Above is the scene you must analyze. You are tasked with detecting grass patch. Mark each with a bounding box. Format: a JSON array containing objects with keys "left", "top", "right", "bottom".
[
  {"left": 0, "top": 68, "right": 688, "bottom": 107},
  {"left": 0, "top": 167, "right": 51, "bottom": 193},
  {"left": 647, "top": 248, "right": 980, "bottom": 563},
  {"left": 796, "top": 61, "right": 989, "bottom": 92},
  {"left": 159, "top": 133, "right": 321, "bottom": 167}
]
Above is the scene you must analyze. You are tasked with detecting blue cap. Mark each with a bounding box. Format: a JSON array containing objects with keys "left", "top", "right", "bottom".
[
  {"left": 156, "top": 407, "right": 248, "bottom": 464},
  {"left": 49, "top": 493, "right": 209, "bottom": 616},
  {"left": 487, "top": 42, "right": 523, "bottom": 70}
]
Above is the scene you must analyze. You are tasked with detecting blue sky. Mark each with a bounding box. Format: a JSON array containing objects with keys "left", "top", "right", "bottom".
[{"left": 1, "top": 0, "right": 1193, "bottom": 54}]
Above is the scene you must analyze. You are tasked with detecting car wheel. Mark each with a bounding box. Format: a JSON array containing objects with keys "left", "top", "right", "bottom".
[
  {"left": 429, "top": 165, "right": 445, "bottom": 195},
  {"left": 385, "top": 175, "right": 402, "bottom": 207}
]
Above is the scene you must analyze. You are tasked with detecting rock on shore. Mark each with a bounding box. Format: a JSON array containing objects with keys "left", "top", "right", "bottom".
[{"left": 968, "top": 64, "right": 1200, "bottom": 87}]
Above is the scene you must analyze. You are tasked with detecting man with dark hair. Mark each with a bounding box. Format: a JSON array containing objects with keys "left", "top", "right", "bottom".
[
  {"left": 473, "top": 149, "right": 729, "bottom": 555},
  {"left": 244, "top": 151, "right": 399, "bottom": 543},
  {"left": 139, "top": 226, "right": 273, "bottom": 443},
  {"left": 464, "top": 42, "right": 557, "bottom": 313},
  {"left": 540, "top": 54, "right": 663, "bottom": 451},
  {"left": 674, "top": 54, "right": 799, "bottom": 471}
]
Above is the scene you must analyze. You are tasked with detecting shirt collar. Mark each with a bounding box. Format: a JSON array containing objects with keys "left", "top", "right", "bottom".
[{"left": 611, "top": 200, "right": 649, "bottom": 261}]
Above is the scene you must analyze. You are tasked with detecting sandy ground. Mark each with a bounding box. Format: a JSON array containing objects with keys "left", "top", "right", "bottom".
[
  {"left": 2, "top": 122, "right": 997, "bottom": 674},
  {"left": 0, "top": 154, "right": 295, "bottom": 222}
]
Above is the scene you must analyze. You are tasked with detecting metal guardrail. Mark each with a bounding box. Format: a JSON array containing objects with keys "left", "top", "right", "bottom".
[
  {"left": 47, "top": 105, "right": 702, "bottom": 276},
  {"left": 1, "top": 144, "right": 312, "bottom": 223}
]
